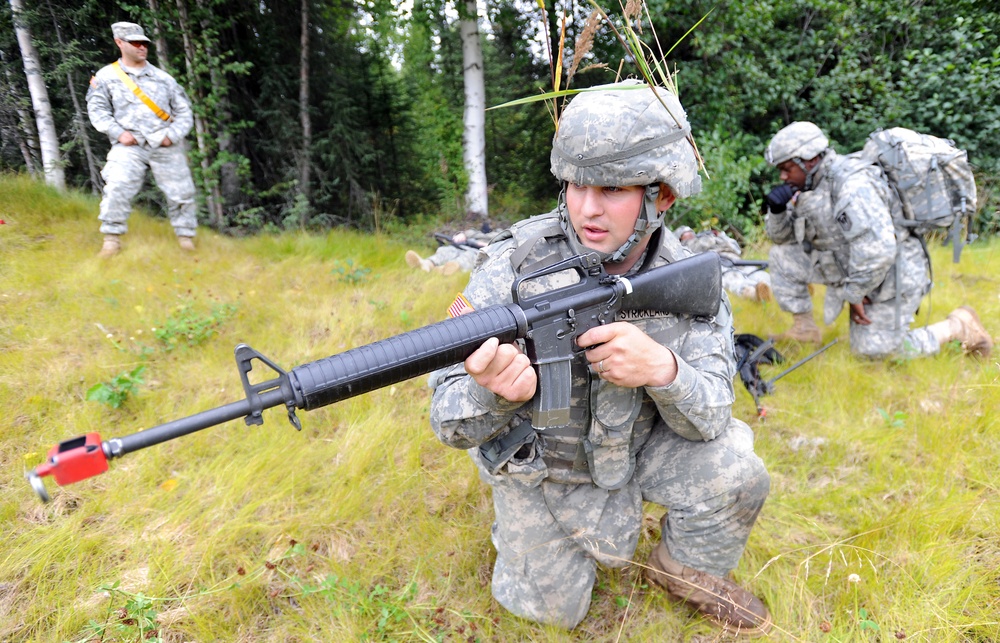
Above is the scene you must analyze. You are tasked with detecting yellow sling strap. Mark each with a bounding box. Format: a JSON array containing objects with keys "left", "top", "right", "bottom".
[{"left": 111, "top": 61, "right": 171, "bottom": 122}]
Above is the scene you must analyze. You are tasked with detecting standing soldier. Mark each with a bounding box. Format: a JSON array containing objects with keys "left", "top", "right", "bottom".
[{"left": 87, "top": 22, "right": 198, "bottom": 257}]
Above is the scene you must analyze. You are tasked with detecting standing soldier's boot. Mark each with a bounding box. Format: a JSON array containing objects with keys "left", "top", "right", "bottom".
[
  {"left": 928, "top": 306, "right": 993, "bottom": 357},
  {"left": 646, "top": 539, "right": 771, "bottom": 637},
  {"left": 771, "top": 312, "right": 821, "bottom": 344},
  {"left": 178, "top": 236, "right": 195, "bottom": 251},
  {"left": 98, "top": 234, "right": 121, "bottom": 258}
]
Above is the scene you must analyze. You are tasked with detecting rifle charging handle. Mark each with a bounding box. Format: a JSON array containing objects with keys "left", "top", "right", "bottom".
[{"left": 26, "top": 432, "right": 109, "bottom": 503}]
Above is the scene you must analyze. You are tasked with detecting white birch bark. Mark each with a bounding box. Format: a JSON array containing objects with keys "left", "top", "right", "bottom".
[
  {"left": 298, "top": 0, "right": 312, "bottom": 228},
  {"left": 9, "top": 0, "right": 64, "bottom": 189},
  {"left": 460, "top": 0, "right": 488, "bottom": 219}
]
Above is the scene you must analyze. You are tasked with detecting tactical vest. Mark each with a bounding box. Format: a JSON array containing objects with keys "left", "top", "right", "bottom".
[{"left": 480, "top": 211, "right": 688, "bottom": 490}]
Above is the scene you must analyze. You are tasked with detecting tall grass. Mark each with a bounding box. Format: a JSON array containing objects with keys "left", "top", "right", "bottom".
[{"left": 1, "top": 174, "right": 998, "bottom": 642}]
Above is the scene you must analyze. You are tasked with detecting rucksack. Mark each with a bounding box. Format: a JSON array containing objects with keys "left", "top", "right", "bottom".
[{"left": 857, "top": 127, "right": 977, "bottom": 262}]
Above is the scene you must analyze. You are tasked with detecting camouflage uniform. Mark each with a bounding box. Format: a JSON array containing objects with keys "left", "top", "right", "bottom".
[
  {"left": 677, "top": 228, "right": 771, "bottom": 300},
  {"left": 429, "top": 216, "right": 769, "bottom": 628},
  {"left": 765, "top": 151, "right": 936, "bottom": 358},
  {"left": 87, "top": 58, "right": 197, "bottom": 238},
  {"left": 426, "top": 229, "right": 494, "bottom": 271}
]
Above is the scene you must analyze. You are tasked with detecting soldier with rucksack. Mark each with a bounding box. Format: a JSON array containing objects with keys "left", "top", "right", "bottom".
[{"left": 762, "top": 121, "right": 992, "bottom": 359}]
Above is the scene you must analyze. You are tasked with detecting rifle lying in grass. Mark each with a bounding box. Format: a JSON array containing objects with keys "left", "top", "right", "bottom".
[{"left": 26, "top": 251, "right": 722, "bottom": 502}]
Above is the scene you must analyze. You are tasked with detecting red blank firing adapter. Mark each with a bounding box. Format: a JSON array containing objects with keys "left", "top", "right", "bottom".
[{"left": 27, "top": 433, "right": 108, "bottom": 502}]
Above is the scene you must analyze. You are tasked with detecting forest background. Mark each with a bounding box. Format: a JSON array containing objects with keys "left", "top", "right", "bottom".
[{"left": 1, "top": 0, "right": 999, "bottom": 241}]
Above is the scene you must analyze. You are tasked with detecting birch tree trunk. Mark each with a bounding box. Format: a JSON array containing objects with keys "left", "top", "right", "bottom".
[
  {"left": 146, "top": 0, "right": 172, "bottom": 73},
  {"left": 459, "top": 0, "right": 488, "bottom": 219},
  {"left": 298, "top": 0, "right": 312, "bottom": 228},
  {"left": 9, "top": 0, "right": 64, "bottom": 189}
]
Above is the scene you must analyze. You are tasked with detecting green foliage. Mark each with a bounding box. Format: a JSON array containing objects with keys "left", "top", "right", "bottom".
[
  {"left": 876, "top": 407, "right": 907, "bottom": 429},
  {"left": 331, "top": 259, "right": 372, "bottom": 285},
  {"left": 85, "top": 365, "right": 146, "bottom": 409},
  {"left": 72, "top": 581, "right": 162, "bottom": 643},
  {"left": 153, "top": 303, "right": 237, "bottom": 351}
]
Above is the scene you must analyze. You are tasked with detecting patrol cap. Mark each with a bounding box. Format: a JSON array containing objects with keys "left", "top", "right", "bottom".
[
  {"left": 112, "top": 22, "right": 151, "bottom": 43},
  {"left": 550, "top": 80, "right": 702, "bottom": 199},
  {"left": 765, "top": 121, "right": 829, "bottom": 166},
  {"left": 674, "top": 225, "right": 694, "bottom": 239}
]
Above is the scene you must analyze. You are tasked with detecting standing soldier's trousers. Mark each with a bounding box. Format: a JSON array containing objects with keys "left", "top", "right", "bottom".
[{"left": 98, "top": 141, "right": 198, "bottom": 237}]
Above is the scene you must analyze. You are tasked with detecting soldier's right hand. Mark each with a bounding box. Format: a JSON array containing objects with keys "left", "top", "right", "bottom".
[
  {"left": 765, "top": 184, "right": 796, "bottom": 213},
  {"left": 465, "top": 337, "right": 537, "bottom": 403},
  {"left": 118, "top": 131, "right": 138, "bottom": 146}
]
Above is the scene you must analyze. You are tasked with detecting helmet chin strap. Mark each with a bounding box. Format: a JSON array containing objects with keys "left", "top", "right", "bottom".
[
  {"left": 558, "top": 183, "right": 663, "bottom": 265},
  {"left": 793, "top": 150, "right": 827, "bottom": 192}
]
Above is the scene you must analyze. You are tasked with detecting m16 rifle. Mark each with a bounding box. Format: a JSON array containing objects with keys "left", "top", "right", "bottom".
[{"left": 26, "top": 251, "right": 722, "bottom": 502}]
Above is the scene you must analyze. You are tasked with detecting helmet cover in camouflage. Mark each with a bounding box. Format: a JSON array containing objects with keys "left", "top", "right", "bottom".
[
  {"left": 550, "top": 80, "right": 702, "bottom": 199},
  {"left": 765, "top": 121, "right": 829, "bottom": 166},
  {"left": 112, "top": 22, "right": 151, "bottom": 43}
]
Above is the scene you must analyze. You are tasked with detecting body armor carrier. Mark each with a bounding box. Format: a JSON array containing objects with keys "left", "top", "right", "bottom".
[{"left": 478, "top": 212, "right": 682, "bottom": 489}]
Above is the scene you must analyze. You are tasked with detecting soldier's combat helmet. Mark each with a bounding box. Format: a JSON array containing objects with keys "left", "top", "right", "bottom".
[
  {"left": 765, "top": 122, "right": 830, "bottom": 191},
  {"left": 550, "top": 79, "right": 702, "bottom": 263}
]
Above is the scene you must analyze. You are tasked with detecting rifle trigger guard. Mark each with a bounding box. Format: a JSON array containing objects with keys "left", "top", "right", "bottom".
[{"left": 235, "top": 344, "right": 302, "bottom": 431}]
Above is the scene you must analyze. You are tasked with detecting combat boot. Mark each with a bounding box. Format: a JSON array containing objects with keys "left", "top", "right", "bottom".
[
  {"left": 646, "top": 541, "right": 771, "bottom": 637},
  {"left": 928, "top": 306, "right": 993, "bottom": 357},
  {"left": 178, "top": 236, "right": 195, "bottom": 251},
  {"left": 404, "top": 250, "right": 433, "bottom": 272},
  {"left": 437, "top": 261, "right": 460, "bottom": 276},
  {"left": 771, "top": 312, "right": 821, "bottom": 344},
  {"left": 98, "top": 234, "right": 121, "bottom": 258}
]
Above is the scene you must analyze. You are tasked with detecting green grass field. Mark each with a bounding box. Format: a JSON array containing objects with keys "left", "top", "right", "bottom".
[{"left": 1, "top": 174, "right": 998, "bottom": 642}]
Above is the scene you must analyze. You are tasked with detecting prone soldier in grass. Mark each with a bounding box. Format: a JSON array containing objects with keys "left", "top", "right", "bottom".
[
  {"left": 429, "top": 81, "right": 772, "bottom": 635},
  {"left": 87, "top": 22, "right": 198, "bottom": 257},
  {"left": 762, "top": 122, "right": 992, "bottom": 358},
  {"left": 674, "top": 225, "right": 773, "bottom": 303}
]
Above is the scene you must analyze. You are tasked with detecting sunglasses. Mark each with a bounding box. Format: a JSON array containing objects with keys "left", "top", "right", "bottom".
[{"left": 126, "top": 40, "right": 149, "bottom": 48}]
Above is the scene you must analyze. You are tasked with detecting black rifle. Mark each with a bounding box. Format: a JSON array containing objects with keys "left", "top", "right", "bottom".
[
  {"left": 26, "top": 251, "right": 722, "bottom": 502},
  {"left": 720, "top": 257, "right": 769, "bottom": 270},
  {"left": 433, "top": 232, "right": 486, "bottom": 251}
]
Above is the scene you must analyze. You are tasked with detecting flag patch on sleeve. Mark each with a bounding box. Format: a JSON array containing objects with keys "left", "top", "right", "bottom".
[{"left": 447, "top": 293, "right": 475, "bottom": 318}]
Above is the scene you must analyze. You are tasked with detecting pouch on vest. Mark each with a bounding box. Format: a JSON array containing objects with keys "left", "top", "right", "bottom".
[
  {"left": 479, "top": 419, "right": 536, "bottom": 475},
  {"left": 812, "top": 249, "right": 846, "bottom": 285},
  {"left": 585, "top": 378, "right": 641, "bottom": 490}
]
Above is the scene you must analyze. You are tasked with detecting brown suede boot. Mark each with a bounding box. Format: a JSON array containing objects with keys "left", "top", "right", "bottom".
[
  {"left": 929, "top": 306, "right": 993, "bottom": 357},
  {"left": 178, "top": 236, "right": 195, "bottom": 251},
  {"left": 755, "top": 282, "right": 773, "bottom": 303},
  {"left": 98, "top": 234, "right": 121, "bottom": 258},
  {"left": 646, "top": 541, "right": 772, "bottom": 637},
  {"left": 771, "top": 312, "right": 821, "bottom": 344}
]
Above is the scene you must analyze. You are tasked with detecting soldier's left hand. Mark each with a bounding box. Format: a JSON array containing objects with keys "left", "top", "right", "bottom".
[
  {"left": 578, "top": 322, "right": 678, "bottom": 388},
  {"left": 161, "top": 136, "right": 173, "bottom": 147}
]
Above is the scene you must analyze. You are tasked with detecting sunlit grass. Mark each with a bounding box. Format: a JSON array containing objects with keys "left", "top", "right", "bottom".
[{"left": 1, "top": 174, "right": 998, "bottom": 642}]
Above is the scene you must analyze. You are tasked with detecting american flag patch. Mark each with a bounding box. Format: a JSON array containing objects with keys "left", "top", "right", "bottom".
[
  {"left": 447, "top": 293, "right": 474, "bottom": 318},
  {"left": 89, "top": 75, "right": 98, "bottom": 89}
]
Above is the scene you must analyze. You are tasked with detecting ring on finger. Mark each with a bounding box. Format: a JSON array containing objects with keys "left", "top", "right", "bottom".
[{"left": 598, "top": 360, "right": 606, "bottom": 373}]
